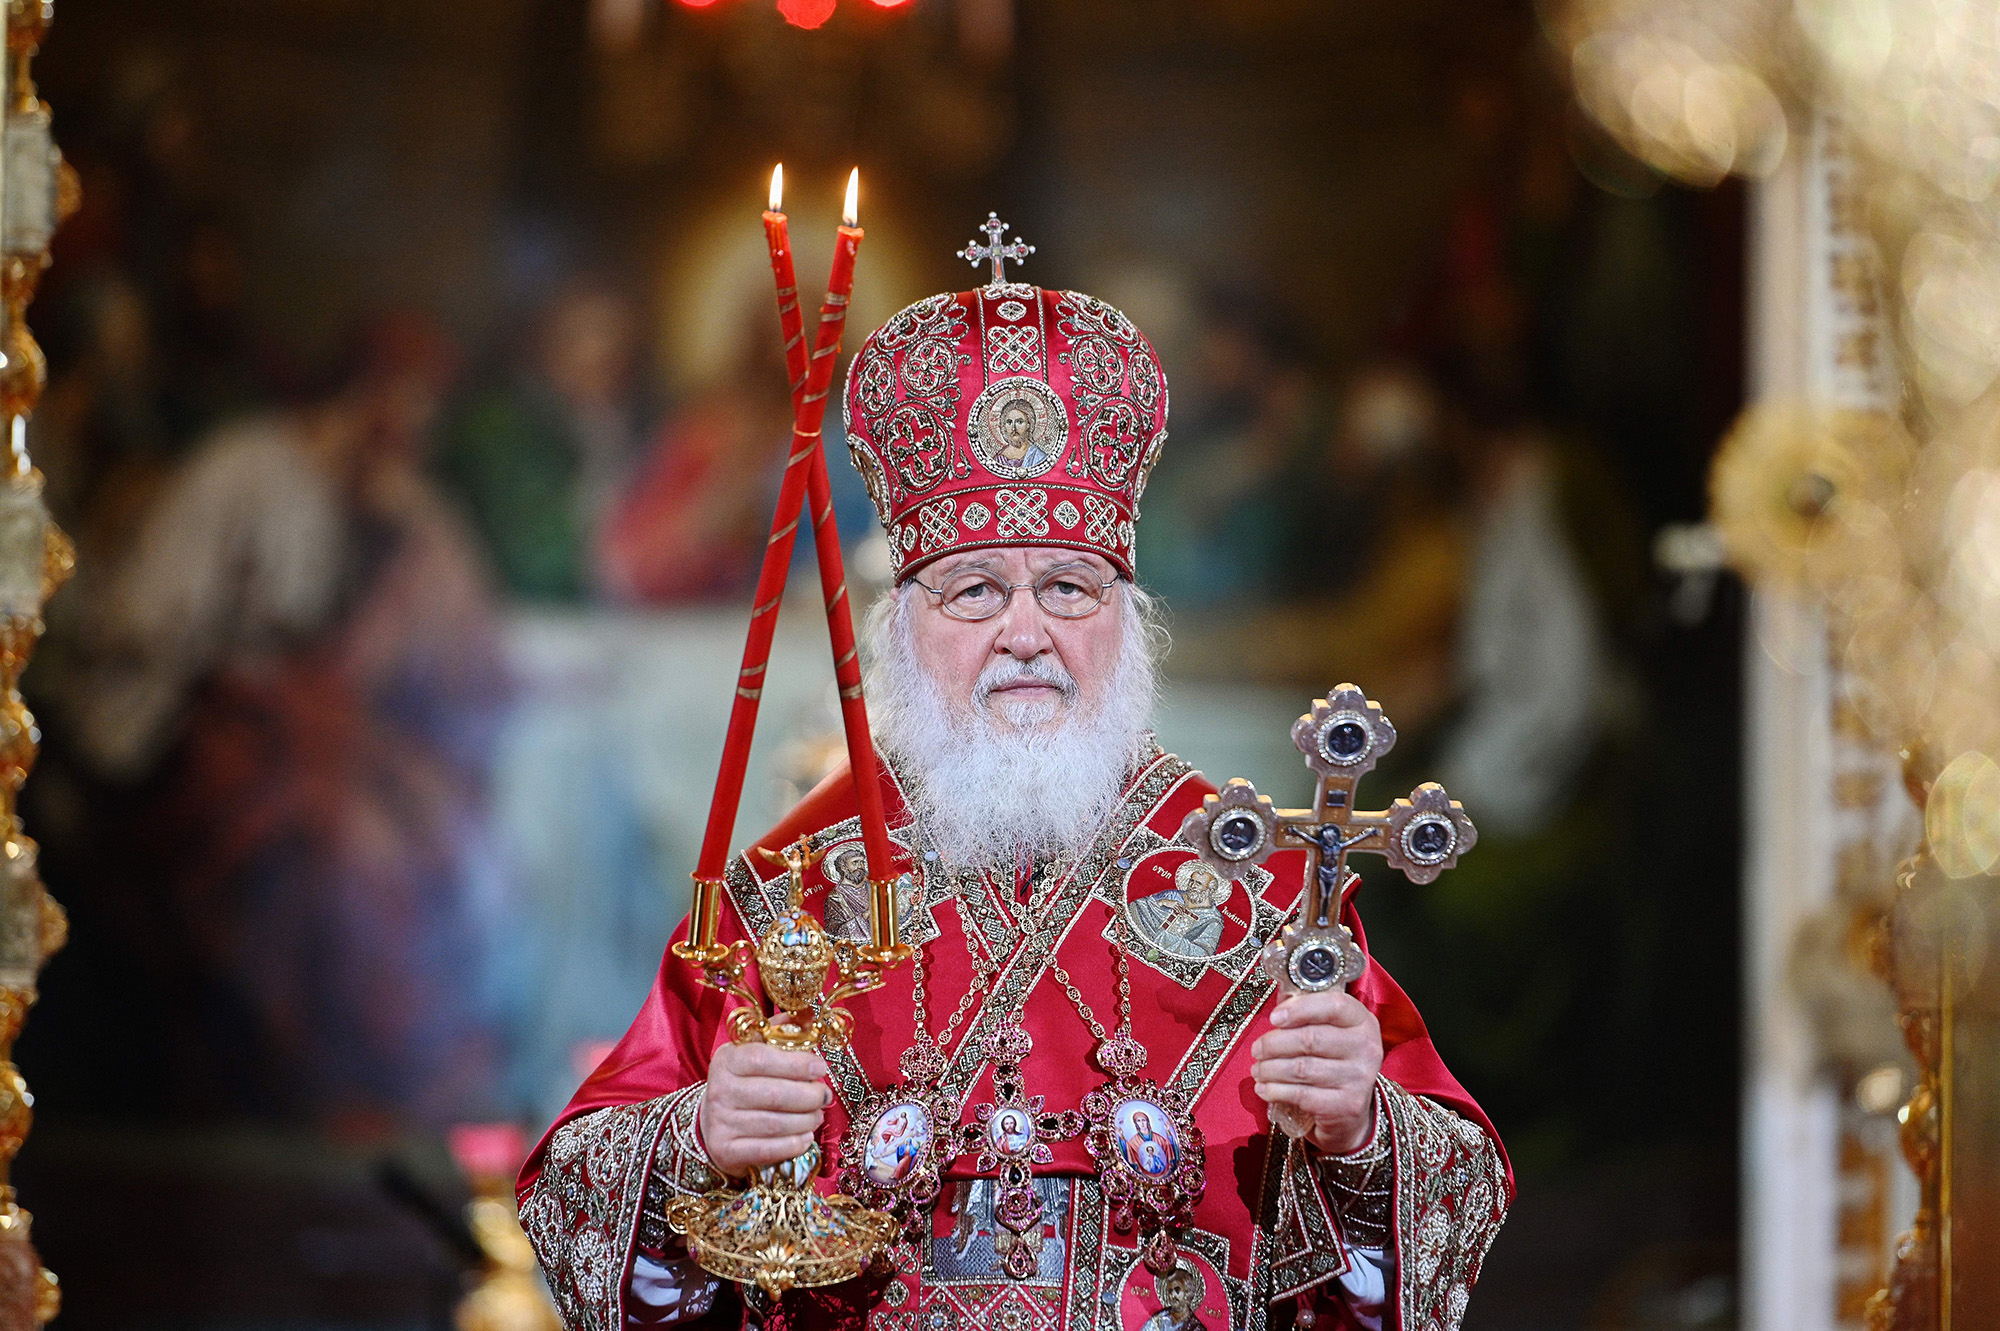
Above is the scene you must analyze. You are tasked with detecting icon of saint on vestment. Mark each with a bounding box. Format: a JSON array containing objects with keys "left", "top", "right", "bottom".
[
  {"left": 821, "top": 841, "right": 923, "bottom": 943},
  {"left": 1128, "top": 859, "right": 1229, "bottom": 960},
  {"left": 1140, "top": 1262, "right": 1209, "bottom": 1330}
]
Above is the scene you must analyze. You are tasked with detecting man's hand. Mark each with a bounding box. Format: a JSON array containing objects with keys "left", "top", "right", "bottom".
[
  {"left": 1249, "top": 991, "right": 1384, "bottom": 1154},
  {"left": 698, "top": 1042, "right": 832, "bottom": 1177}
]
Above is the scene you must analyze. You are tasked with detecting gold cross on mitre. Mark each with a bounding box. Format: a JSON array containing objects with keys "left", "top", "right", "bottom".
[
  {"left": 958, "top": 212, "right": 1035, "bottom": 288},
  {"left": 1180, "top": 684, "right": 1477, "bottom": 996}
]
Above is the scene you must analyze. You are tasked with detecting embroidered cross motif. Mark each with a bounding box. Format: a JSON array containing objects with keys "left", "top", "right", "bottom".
[
  {"left": 960, "top": 1020, "right": 1082, "bottom": 1279},
  {"left": 984, "top": 324, "right": 1041, "bottom": 374},
  {"left": 961, "top": 501, "right": 992, "bottom": 531},
  {"left": 995, "top": 488, "right": 1050, "bottom": 538},
  {"left": 1053, "top": 499, "right": 1081, "bottom": 530},
  {"left": 958, "top": 213, "right": 1036, "bottom": 288}
]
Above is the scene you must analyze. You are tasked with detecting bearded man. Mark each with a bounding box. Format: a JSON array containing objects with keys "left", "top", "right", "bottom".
[{"left": 519, "top": 261, "right": 1511, "bottom": 1331}]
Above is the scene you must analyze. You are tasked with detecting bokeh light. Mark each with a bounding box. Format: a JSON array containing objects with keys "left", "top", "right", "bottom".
[
  {"left": 1925, "top": 750, "right": 2000, "bottom": 878},
  {"left": 777, "top": 0, "right": 837, "bottom": 27}
]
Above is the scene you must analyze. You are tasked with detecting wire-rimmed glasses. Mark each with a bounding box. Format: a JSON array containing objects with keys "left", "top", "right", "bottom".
[{"left": 909, "top": 564, "right": 1117, "bottom": 621}]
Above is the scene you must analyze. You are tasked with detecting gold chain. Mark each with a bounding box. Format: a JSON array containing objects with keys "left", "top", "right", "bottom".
[
  {"left": 1044, "top": 904, "right": 1132, "bottom": 1042},
  {"left": 908, "top": 871, "right": 1005, "bottom": 1058},
  {"left": 938, "top": 891, "right": 999, "bottom": 1050}
]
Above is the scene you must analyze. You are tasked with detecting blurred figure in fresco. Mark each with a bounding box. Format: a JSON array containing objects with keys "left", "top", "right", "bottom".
[
  {"left": 66, "top": 313, "right": 508, "bottom": 1129},
  {"left": 1436, "top": 428, "right": 1609, "bottom": 837},
  {"left": 1282, "top": 362, "right": 1471, "bottom": 722},
  {"left": 31, "top": 269, "right": 173, "bottom": 540},
  {"left": 437, "top": 277, "right": 645, "bottom": 601},
  {"left": 1138, "top": 295, "right": 1320, "bottom": 611},
  {"left": 596, "top": 315, "right": 793, "bottom": 603},
  {"left": 1171, "top": 359, "right": 1472, "bottom": 731}
]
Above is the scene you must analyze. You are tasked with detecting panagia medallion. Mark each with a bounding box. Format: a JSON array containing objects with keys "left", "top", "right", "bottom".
[
  {"left": 837, "top": 1039, "right": 959, "bottom": 1240},
  {"left": 1079, "top": 1032, "right": 1207, "bottom": 1276}
]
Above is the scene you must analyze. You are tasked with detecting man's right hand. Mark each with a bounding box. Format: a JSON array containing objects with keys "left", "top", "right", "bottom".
[{"left": 697, "top": 1042, "right": 832, "bottom": 1177}]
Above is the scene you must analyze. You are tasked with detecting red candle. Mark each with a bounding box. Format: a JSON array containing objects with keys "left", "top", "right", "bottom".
[
  {"left": 763, "top": 166, "right": 811, "bottom": 399},
  {"left": 687, "top": 167, "right": 899, "bottom": 956},
  {"left": 764, "top": 173, "right": 897, "bottom": 944}
]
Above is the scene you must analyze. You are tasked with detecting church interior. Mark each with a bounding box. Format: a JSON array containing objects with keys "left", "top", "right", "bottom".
[{"left": 0, "top": 0, "right": 1987, "bottom": 1328}]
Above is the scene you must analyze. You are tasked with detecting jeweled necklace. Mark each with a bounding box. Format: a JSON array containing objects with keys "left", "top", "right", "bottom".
[
  {"left": 836, "top": 811, "right": 1075, "bottom": 1240},
  {"left": 841, "top": 793, "right": 1205, "bottom": 1280},
  {"left": 838, "top": 806, "right": 1095, "bottom": 1243},
  {"left": 1068, "top": 907, "right": 1208, "bottom": 1280}
]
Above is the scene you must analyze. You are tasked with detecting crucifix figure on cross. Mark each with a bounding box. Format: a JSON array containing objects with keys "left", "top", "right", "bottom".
[
  {"left": 1178, "top": 683, "right": 1477, "bottom": 1137},
  {"left": 958, "top": 212, "right": 1035, "bottom": 287}
]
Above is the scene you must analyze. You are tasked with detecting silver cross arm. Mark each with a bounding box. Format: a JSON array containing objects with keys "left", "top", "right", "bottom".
[
  {"left": 957, "top": 212, "right": 1034, "bottom": 287},
  {"left": 1178, "top": 685, "right": 1477, "bottom": 890},
  {"left": 1179, "top": 776, "right": 1477, "bottom": 889}
]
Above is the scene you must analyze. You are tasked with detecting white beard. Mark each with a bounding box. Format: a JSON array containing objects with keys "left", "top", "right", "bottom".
[{"left": 862, "top": 584, "right": 1163, "bottom": 871}]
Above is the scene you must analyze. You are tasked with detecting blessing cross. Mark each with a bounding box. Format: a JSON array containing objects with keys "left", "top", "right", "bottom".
[
  {"left": 1178, "top": 684, "right": 1477, "bottom": 1133},
  {"left": 958, "top": 212, "right": 1035, "bottom": 288}
]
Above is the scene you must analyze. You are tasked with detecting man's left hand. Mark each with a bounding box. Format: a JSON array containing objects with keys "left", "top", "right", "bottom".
[{"left": 1249, "top": 991, "right": 1383, "bottom": 1154}]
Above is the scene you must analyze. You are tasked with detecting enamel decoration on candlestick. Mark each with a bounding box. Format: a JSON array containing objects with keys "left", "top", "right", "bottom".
[
  {"left": 1181, "top": 683, "right": 1477, "bottom": 1139},
  {"left": 662, "top": 840, "right": 899, "bottom": 1297},
  {"left": 665, "top": 167, "right": 909, "bottom": 1300}
]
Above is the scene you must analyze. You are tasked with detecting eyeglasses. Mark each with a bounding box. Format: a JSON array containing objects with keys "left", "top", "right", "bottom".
[{"left": 909, "top": 564, "right": 1118, "bottom": 621}]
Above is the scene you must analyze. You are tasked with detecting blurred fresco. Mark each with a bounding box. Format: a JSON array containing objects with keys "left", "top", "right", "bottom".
[{"left": 9, "top": 2, "right": 1750, "bottom": 1327}]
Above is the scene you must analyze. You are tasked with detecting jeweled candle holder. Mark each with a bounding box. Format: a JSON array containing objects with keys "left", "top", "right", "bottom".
[{"left": 665, "top": 838, "right": 899, "bottom": 1299}]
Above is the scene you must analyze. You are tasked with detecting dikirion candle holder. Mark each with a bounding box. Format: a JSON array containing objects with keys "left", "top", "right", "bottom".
[
  {"left": 666, "top": 167, "right": 908, "bottom": 1299},
  {"left": 664, "top": 840, "right": 900, "bottom": 1299}
]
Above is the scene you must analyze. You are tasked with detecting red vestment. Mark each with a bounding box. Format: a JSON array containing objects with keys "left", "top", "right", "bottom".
[{"left": 521, "top": 749, "right": 1511, "bottom": 1331}]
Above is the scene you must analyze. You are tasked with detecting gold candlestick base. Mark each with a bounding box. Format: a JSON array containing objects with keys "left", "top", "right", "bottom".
[
  {"left": 664, "top": 1142, "right": 896, "bottom": 1300},
  {"left": 666, "top": 837, "right": 901, "bottom": 1298}
]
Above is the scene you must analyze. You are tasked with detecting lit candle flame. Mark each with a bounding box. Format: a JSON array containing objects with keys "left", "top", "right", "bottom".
[
  {"left": 843, "top": 167, "right": 859, "bottom": 228},
  {"left": 769, "top": 163, "right": 784, "bottom": 213}
]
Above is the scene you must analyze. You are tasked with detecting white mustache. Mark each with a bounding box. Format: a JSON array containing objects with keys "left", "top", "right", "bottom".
[{"left": 973, "top": 655, "right": 1079, "bottom": 708}]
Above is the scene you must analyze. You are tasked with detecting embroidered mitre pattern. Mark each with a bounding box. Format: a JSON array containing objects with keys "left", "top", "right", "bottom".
[{"left": 843, "top": 280, "right": 1169, "bottom": 581}]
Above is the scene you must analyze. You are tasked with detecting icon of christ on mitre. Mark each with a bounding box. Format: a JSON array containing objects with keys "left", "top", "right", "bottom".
[{"left": 518, "top": 225, "right": 1511, "bottom": 1331}]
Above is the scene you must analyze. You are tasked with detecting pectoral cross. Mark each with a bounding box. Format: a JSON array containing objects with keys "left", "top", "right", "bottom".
[
  {"left": 958, "top": 212, "right": 1035, "bottom": 288},
  {"left": 1178, "top": 684, "right": 1477, "bottom": 1135}
]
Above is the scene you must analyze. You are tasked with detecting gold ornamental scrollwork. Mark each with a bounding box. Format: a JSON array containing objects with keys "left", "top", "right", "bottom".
[
  {"left": 0, "top": 3, "right": 74, "bottom": 1325},
  {"left": 1864, "top": 742, "right": 1994, "bottom": 1331}
]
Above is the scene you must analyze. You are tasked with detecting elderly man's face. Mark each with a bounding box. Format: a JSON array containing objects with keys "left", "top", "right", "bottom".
[{"left": 907, "top": 547, "right": 1126, "bottom": 733}]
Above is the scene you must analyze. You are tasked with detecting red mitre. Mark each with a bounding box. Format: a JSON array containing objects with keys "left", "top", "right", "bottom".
[{"left": 841, "top": 218, "right": 1169, "bottom": 582}]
